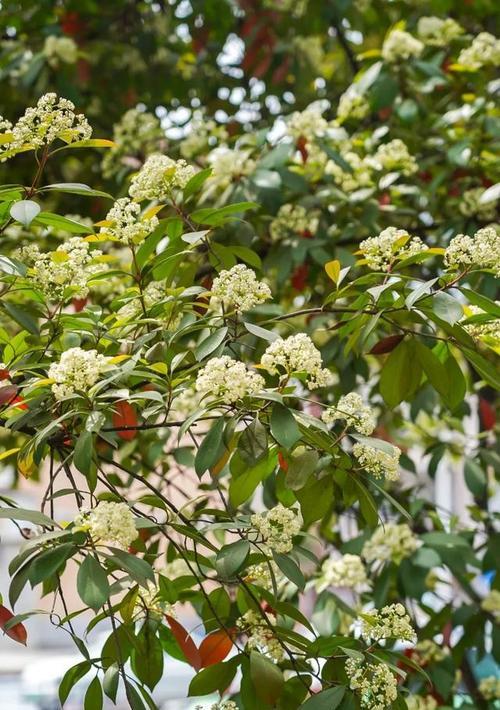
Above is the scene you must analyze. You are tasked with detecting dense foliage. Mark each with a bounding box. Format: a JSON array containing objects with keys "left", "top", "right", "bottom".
[{"left": 0, "top": 2, "right": 499, "bottom": 709}]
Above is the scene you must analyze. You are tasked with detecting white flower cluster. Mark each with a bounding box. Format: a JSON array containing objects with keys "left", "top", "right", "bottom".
[
  {"left": 361, "top": 603, "right": 416, "bottom": 643},
  {"left": 458, "top": 32, "right": 500, "bottom": 70},
  {"left": 360, "top": 227, "right": 428, "bottom": 270},
  {"left": 44, "top": 36, "right": 78, "bottom": 66},
  {"left": 237, "top": 609, "right": 284, "bottom": 662},
  {"left": 346, "top": 658, "right": 398, "bottom": 710},
  {"left": 337, "top": 90, "right": 370, "bottom": 124},
  {"left": 117, "top": 280, "right": 180, "bottom": 326},
  {"left": 17, "top": 237, "right": 101, "bottom": 300},
  {"left": 269, "top": 203, "right": 318, "bottom": 242},
  {"left": 417, "top": 17, "right": 463, "bottom": 46},
  {"left": 103, "top": 198, "right": 159, "bottom": 245},
  {"left": 129, "top": 153, "right": 195, "bottom": 201},
  {"left": 414, "top": 639, "right": 449, "bottom": 664},
  {"left": 459, "top": 187, "right": 498, "bottom": 221},
  {"left": 286, "top": 104, "right": 328, "bottom": 141},
  {"left": 315, "top": 554, "right": 368, "bottom": 592},
  {"left": 195, "top": 356, "right": 264, "bottom": 404},
  {"left": 382, "top": 29, "right": 424, "bottom": 63},
  {"left": 362, "top": 523, "right": 419, "bottom": 564},
  {"left": 245, "top": 561, "right": 283, "bottom": 591},
  {"left": 406, "top": 696, "right": 438, "bottom": 710},
  {"left": 168, "top": 386, "right": 202, "bottom": 421},
  {"left": 180, "top": 116, "right": 228, "bottom": 159},
  {"left": 102, "top": 108, "right": 164, "bottom": 178},
  {"left": 261, "top": 333, "right": 333, "bottom": 389},
  {"left": 133, "top": 580, "right": 172, "bottom": 620},
  {"left": 353, "top": 442, "right": 401, "bottom": 481},
  {"left": 206, "top": 146, "right": 256, "bottom": 191},
  {"left": 2, "top": 93, "right": 91, "bottom": 155},
  {"left": 251, "top": 504, "right": 301, "bottom": 553},
  {"left": 444, "top": 226, "right": 500, "bottom": 276},
  {"left": 463, "top": 305, "right": 500, "bottom": 345},
  {"left": 195, "top": 701, "right": 238, "bottom": 710},
  {"left": 74, "top": 502, "right": 137, "bottom": 548},
  {"left": 479, "top": 676, "right": 500, "bottom": 701},
  {"left": 369, "top": 139, "right": 418, "bottom": 176},
  {"left": 48, "top": 347, "right": 110, "bottom": 400},
  {"left": 0, "top": 116, "right": 12, "bottom": 132},
  {"left": 327, "top": 149, "right": 373, "bottom": 193},
  {"left": 211, "top": 264, "right": 272, "bottom": 312},
  {"left": 322, "top": 393, "right": 376, "bottom": 435},
  {"left": 481, "top": 589, "right": 500, "bottom": 621}
]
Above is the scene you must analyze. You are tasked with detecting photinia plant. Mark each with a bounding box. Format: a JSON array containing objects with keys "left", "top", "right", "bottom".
[{"left": 0, "top": 10, "right": 499, "bottom": 710}]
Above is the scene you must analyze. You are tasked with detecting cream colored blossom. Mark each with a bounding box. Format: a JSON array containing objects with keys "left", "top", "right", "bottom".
[
  {"left": 463, "top": 305, "right": 500, "bottom": 345},
  {"left": 116, "top": 280, "right": 180, "bottom": 326},
  {"left": 360, "top": 227, "right": 428, "bottom": 270},
  {"left": 315, "top": 554, "right": 368, "bottom": 592},
  {"left": 48, "top": 347, "right": 110, "bottom": 400},
  {"left": 458, "top": 32, "right": 500, "bottom": 70},
  {"left": 459, "top": 187, "right": 498, "bottom": 221},
  {"left": 261, "top": 333, "right": 333, "bottom": 389},
  {"left": 414, "top": 639, "right": 449, "bottom": 664},
  {"left": 180, "top": 116, "right": 228, "bottom": 159},
  {"left": 44, "top": 36, "right": 78, "bottom": 66},
  {"left": 237, "top": 609, "right": 285, "bottom": 662},
  {"left": 481, "top": 589, "right": 500, "bottom": 621},
  {"left": 406, "top": 696, "right": 438, "bottom": 710},
  {"left": 129, "top": 153, "right": 195, "bottom": 200},
  {"left": 195, "top": 702, "right": 238, "bottom": 710},
  {"left": 206, "top": 146, "right": 255, "bottom": 191},
  {"left": 322, "top": 393, "right": 376, "bottom": 435},
  {"left": 326, "top": 150, "right": 373, "bottom": 192},
  {"left": 102, "top": 108, "right": 164, "bottom": 178},
  {"left": 346, "top": 658, "right": 398, "bottom": 709},
  {"left": 269, "top": 204, "right": 318, "bottom": 242},
  {"left": 251, "top": 504, "right": 301, "bottom": 553},
  {"left": 362, "top": 523, "right": 419, "bottom": 564},
  {"left": 103, "top": 198, "right": 159, "bottom": 245},
  {"left": 211, "top": 264, "right": 271, "bottom": 312},
  {"left": 195, "top": 356, "right": 264, "bottom": 404},
  {"left": 286, "top": 105, "right": 328, "bottom": 141},
  {"left": 382, "top": 30, "right": 424, "bottom": 63},
  {"left": 133, "top": 580, "right": 173, "bottom": 620},
  {"left": 479, "top": 676, "right": 500, "bottom": 700},
  {"left": 369, "top": 139, "right": 418, "bottom": 176},
  {"left": 444, "top": 226, "right": 500, "bottom": 276},
  {"left": 74, "top": 502, "right": 137, "bottom": 548},
  {"left": 360, "top": 603, "right": 416, "bottom": 642},
  {"left": 417, "top": 17, "right": 463, "bottom": 46},
  {"left": 337, "top": 90, "right": 370, "bottom": 124},
  {"left": 353, "top": 442, "right": 401, "bottom": 481}
]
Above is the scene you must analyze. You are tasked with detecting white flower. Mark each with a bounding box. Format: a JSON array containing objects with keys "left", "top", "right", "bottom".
[
  {"left": 458, "top": 32, "right": 500, "bottom": 70},
  {"left": 368, "top": 139, "right": 418, "bottom": 176},
  {"left": 261, "top": 333, "right": 333, "bottom": 390},
  {"left": 251, "top": 504, "right": 301, "bottom": 553},
  {"left": 382, "top": 29, "right": 424, "bottom": 63},
  {"left": 133, "top": 580, "right": 173, "bottom": 620},
  {"left": 48, "top": 347, "right": 110, "bottom": 400},
  {"left": 459, "top": 187, "right": 498, "bottom": 221},
  {"left": 269, "top": 203, "right": 318, "bottom": 242},
  {"left": 211, "top": 264, "right": 271, "bottom": 312},
  {"left": 479, "top": 676, "right": 500, "bottom": 701},
  {"left": 5, "top": 93, "right": 91, "bottom": 154},
  {"left": 17, "top": 238, "right": 102, "bottom": 300},
  {"left": 444, "top": 226, "right": 500, "bottom": 276},
  {"left": 360, "top": 603, "right": 416, "bottom": 643},
  {"left": 326, "top": 150, "right": 373, "bottom": 192},
  {"left": 117, "top": 280, "right": 180, "bottom": 326},
  {"left": 195, "top": 702, "right": 238, "bottom": 710},
  {"left": 360, "top": 227, "right": 428, "bottom": 270},
  {"left": 102, "top": 108, "right": 164, "bottom": 178},
  {"left": 406, "top": 695, "right": 439, "bottom": 710},
  {"left": 286, "top": 104, "right": 328, "bottom": 141},
  {"left": 74, "top": 502, "right": 137, "bottom": 548},
  {"left": 237, "top": 609, "right": 285, "bottom": 663},
  {"left": 462, "top": 305, "right": 500, "bottom": 345},
  {"left": 315, "top": 554, "right": 368, "bottom": 592},
  {"left": 129, "top": 153, "right": 195, "bottom": 201},
  {"left": 417, "top": 17, "right": 463, "bottom": 47},
  {"left": 414, "top": 639, "right": 449, "bottom": 664},
  {"left": 195, "top": 356, "right": 264, "bottom": 404},
  {"left": 322, "top": 393, "right": 376, "bottom": 435},
  {"left": 337, "top": 90, "right": 370, "bottom": 124},
  {"left": 353, "top": 442, "right": 401, "bottom": 481},
  {"left": 206, "top": 146, "right": 255, "bottom": 191},
  {"left": 481, "top": 589, "right": 500, "bottom": 621},
  {"left": 346, "top": 658, "right": 398, "bottom": 709},
  {"left": 362, "top": 523, "right": 419, "bottom": 564},
  {"left": 0, "top": 115, "right": 13, "bottom": 133},
  {"left": 103, "top": 198, "right": 159, "bottom": 245},
  {"left": 245, "top": 561, "right": 283, "bottom": 591},
  {"left": 44, "top": 36, "right": 78, "bottom": 65}
]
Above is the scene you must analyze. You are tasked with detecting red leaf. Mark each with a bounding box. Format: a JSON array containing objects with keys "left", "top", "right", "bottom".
[
  {"left": 199, "top": 629, "right": 233, "bottom": 668},
  {"left": 165, "top": 615, "right": 201, "bottom": 670},
  {"left": 291, "top": 264, "right": 309, "bottom": 291},
  {"left": 72, "top": 297, "right": 88, "bottom": 312},
  {"left": 479, "top": 397, "right": 496, "bottom": 430},
  {"left": 0, "top": 605, "right": 27, "bottom": 646},
  {"left": 0, "top": 368, "right": 10, "bottom": 381},
  {"left": 0, "top": 384, "right": 19, "bottom": 405},
  {"left": 369, "top": 334, "right": 404, "bottom": 355},
  {"left": 278, "top": 452, "right": 288, "bottom": 472},
  {"left": 112, "top": 401, "right": 138, "bottom": 440},
  {"left": 297, "top": 136, "right": 308, "bottom": 162}
]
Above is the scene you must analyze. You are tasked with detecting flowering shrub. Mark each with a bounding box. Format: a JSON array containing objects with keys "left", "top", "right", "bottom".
[{"left": 0, "top": 4, "right": 498, "bottom": 710}]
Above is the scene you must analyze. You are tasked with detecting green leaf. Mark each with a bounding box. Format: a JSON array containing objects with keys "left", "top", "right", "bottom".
[
  {"left": 464, "top": 458, "right": 487, "bottom": 498},
  {"left": 194, "top": 418, "right": 226, "bottom": 475},
  {"left": 273, "top": 553, "right": 305, "bottom": 590},
  {"left": 379, "top": 340, "right": 422, "bottom": 408},
  {"left": 42, "top": 183, "right": 113, "bottom": 199},
  {"left": 195, "top": 327, "right": 228, "bottom": 361},
  {"left": 107, "top": 548, "right": 153, "bottom": 587},
  {"left": 10, "top": 200, "right": 41, "bottom": 226},
  {"left": 286, "top": 450, "right": 319, "bottom": 490},
  {"left": 34, "top": 212, "right": 93, "bottom": 234},
  {"left": 77, "top": 555, "right": 110, "bottom": 610},
  {"left": 238, "top": 418, "right": 268, "bottom": 466},
  {"left": 0, "top": 507, "right": 57, "bottom": 527},
  {"left": 84, "top": 676, "right": 103, "bottom": 710},
  {"left": 28, "top": 543, "right": 75, "bottom": 585},
  {"left": 460, "top": 288, "right": 500, "bottom": 318},
  {"left": 0, "top": 255, "right": 27, "bottom": 276},
  {"left": 300, "top": 687, "right": 346, "bottom": 709},
  {"left": 432, "top": 292, "right": 463, "bottom": 324},
  {"left": 216, "top": 539, "right": 250, "bottom": 579},
  {"left": 250, "top": 651, "right": 284, "bottom": 705},
  {"left": 132, "top": 620, "right": 164, "bottom": 690},
  {"left": 74, "top": 431, "right": 93, "bottom": 475},
  {"left": 103, "top": 664, "right": 120, "bottom": 702},
  {"left": 463, "top": 347, "right": 500, "bottom": 390},
  {"left": 270, "top": 404, "right": 301, "bottom": 450},
  {"left": 59, "top": 661, "right": 91, "bottom": 705},
  {"left": 229, "top": 451, "right": 277, "bottom": 506},
  {"left": 183, "top": 167, "right": 212, "bottom": 199},
  {"left": 295, "top": 477, "right": 333, "bottom": 527},
  {"left": 190, "top": 201, "right": 259, "bottom": 226},
  {"left": 1, "top": 301, "right": 39, "bottom": 335},
  {"left": 188, "top": 658, "right": 238, "bottom": 696},
  {"left": 243, "top": 321, "right": 279, "bottom": 342}
]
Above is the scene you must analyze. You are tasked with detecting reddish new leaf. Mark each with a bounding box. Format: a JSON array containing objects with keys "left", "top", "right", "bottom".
[
  {"left": 165, "top": 615, "right": 201, "bottom": 670},
  {"left": 369, "top": 334, "right": 405, "bottom": 355},
  {"left": 0, "top": 605, "right": 27, "bottom": 645},
  {"left": 112, "top": 401, "right": 138, "bottom": 441},
  {"left": 199, "top": 629, "right": 233, "bottom": 668},
  {"left": 479, "top": 397, "right": 496, "bottom": 431},
  {"left": 0, "top": 384, "right": 18, "bottom": 405},
  {"left": 0, "top": 367, "right": 10, "bottom": 381},
  {"left": 278, "top": 451, "right": 288, "bottom": 472}
]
